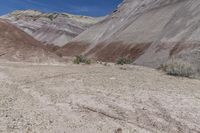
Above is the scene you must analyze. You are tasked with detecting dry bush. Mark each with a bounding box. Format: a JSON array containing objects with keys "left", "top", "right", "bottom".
[
  {"left": 161, "top": 59, "right": 195, "bottom": 78},
  {"left": 73, "top": 55, "right": 91, "bottom": 64},
  {"left": 116, "top": 57, "right": 132, "bottom": 65}
]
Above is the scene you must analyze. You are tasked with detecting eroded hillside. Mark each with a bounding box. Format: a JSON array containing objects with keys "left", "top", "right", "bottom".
[
  {"left": 1, "top": 10, "right": 102, "bottom": 47},
  {"left": 0, "top": 19, "right": 60, "bottom": 62},
  {"left": 58, "top": 0, "right": 200, "bottom": 68}
]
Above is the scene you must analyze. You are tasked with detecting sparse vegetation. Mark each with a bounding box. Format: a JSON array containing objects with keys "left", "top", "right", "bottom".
[
  {"left": 47, "top": 15, "right": 54, "bottom": 20},
  {"left": 161, "top": 59, "right": 195, "bottom": 78},
  {"left": 73, "top": 55, "right": 91, "bottom": 64},
  {"left": 116, "top": 57, "right": 132, "bottom": 65},
  {"left": 46, "top": 14, "right": 58, "bottom": 21}
]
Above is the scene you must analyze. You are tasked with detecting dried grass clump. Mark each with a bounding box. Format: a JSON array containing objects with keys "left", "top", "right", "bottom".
[
  {"left": 73, "top": 55, "right": 91, "bottom": 64},
  {"left": 161, "top": 59, "right": 195, "bottom": 78},
  {"left": 116, "top": 57, "right": 132, "bottom": 65}
]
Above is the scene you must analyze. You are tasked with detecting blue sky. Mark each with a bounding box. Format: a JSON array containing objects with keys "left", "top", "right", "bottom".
[{"left": 0, "top": 0, "right": 122, "bottom": 17}]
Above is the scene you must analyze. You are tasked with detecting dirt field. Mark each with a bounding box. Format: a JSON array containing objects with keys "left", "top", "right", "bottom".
[{"left": 0, "top": 62, "right": 200, "bottom": 133}]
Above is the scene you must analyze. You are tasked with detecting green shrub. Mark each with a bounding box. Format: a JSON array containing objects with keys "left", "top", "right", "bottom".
[
  {"left": 73, "top": 55, "right": 83, "bottom": 64},
  {"left": 161, "top": 59, "right": 195, "bottom": 77},
  {"left": 73, "top": 55, "right": 91, "bottom": 64},
  {"left": 47, "top": 15, "right": 54, "bottom": 20},
  {"left": 116, "top": 57, "right": 132, "bottom": 65},
  {"left": 46, "top": 14, "right": 58, "bottom": 21},
  {"left": 84, "top": 59, "right": 91, "bottom": 64}
]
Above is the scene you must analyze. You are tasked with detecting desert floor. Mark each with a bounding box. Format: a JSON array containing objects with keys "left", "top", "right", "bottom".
[{"left": 0, "top": 62, "right": 200, "bottom": 133}]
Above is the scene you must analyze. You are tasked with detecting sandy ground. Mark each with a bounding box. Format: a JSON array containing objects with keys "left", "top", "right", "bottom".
[{"left": 0, "top": 62, "right": 200, "bottom": 133}]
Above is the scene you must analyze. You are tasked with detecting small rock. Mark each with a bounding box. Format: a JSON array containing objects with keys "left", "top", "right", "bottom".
[{"left": 115, "top": 128, "right": 122, "bottom": 133}]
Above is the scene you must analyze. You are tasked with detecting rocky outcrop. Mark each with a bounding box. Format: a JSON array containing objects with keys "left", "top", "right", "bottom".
[
  {"left": 0, "top": 19, "right": 61, "bottom": 62},
  {"left": 1, "top": 10, "right": 102, "bottom": 47},
  {"left": 59, "top": 0, "right": 200, "bottom": 68}
]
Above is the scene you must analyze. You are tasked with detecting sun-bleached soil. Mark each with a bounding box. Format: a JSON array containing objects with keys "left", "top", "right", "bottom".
[{"left": 0, "top": 62, "right": 200, "bottom": 133}]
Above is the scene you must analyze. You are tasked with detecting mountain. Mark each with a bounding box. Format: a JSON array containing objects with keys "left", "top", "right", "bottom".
[
  {"left": 1, "top": 10, "right": 102, "bottom": 47},
  {"left": 0, "top": 19, "right": 61, "bottom": 62},
  {"left": 58, "top": 0, "right": 200, "bottom": 68}
]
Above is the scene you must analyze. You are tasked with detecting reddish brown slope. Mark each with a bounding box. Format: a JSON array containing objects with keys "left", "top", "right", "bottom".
[{"left": 0, "top": 19, "right": 60, "bottom": 62}]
